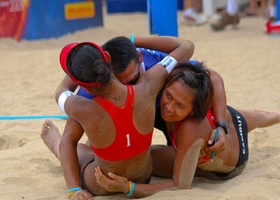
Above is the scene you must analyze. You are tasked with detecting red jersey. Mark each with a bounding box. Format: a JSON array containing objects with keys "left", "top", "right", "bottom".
[{"left": 91, "top": 85, "right": 153, "bottom": 161}]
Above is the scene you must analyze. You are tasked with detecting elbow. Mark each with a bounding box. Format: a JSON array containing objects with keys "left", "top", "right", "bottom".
[
  {"left": 183, "top": 40, "right": 195, "bottom": 61},
  {"left": 174, "top": 177, "right": 192, "bottom": 190},
  {"left": 178, "top": 181, "right": 192, "bottom": 190},
  {"left": 54, "top": 89, "right": 60, "bottom": 104},
  {"left": 189, "top": 41, "right": 195, "bottom": 55}
]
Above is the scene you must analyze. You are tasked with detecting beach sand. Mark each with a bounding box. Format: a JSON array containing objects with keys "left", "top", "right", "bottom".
[{"left": 0, "top": 6, "right": 280, "bottom": 200}]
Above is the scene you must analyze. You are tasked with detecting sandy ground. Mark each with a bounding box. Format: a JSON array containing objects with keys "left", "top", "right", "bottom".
[{"left": 0, "top": 6, "right": 280, "bottom": 200}]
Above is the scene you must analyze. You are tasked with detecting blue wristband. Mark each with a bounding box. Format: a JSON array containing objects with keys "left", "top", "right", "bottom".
[
  {"left": 68, "top": 187, "right": 82, "bottom": 194},
  {"left": 130, "top": 35, "right": 135, "bottom": 44},
  {"left": 127, "top": 182, "right": 135, "bottom": 197}
]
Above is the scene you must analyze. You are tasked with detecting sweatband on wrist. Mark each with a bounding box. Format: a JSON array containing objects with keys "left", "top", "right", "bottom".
[
  {"left": 58, "top": 91, "right": 74, "bottom": 113},
  {"left": 68, "top": 187, "right": 82, "bottom": 198},
  {"left": 158, "top": 55, "right": 177, "bottom": 73},
  {"left": 127, "top": 181, "right": 135, "bottom": 197},
  {"left": 130, "top": 35, "right": 135, "bottom": 44}
]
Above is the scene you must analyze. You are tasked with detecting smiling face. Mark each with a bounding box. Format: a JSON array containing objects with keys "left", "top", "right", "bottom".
[{"left": 160, "top": 79, "right": 196, "bottom": 123}]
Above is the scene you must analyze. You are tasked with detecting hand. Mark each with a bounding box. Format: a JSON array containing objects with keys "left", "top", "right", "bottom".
[
  {"left": 204, "top": 128, "right": 226, "bottom": 156},
  {"left": 94, "top": 166, "right": 129, "bottom": 194},
  {"left": 70, "top": 189, "right": 93, "bottom": 200}
]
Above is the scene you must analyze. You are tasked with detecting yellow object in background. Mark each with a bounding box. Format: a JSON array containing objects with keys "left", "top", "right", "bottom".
[{"left": 65, "top": 1, "right": 95, "bottom": 20}]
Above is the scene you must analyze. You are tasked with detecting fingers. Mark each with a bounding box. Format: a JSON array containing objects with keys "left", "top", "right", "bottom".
[
  {"left": 205, "top": 128, "right": 226, "bottom": 156},
  {"left": 94, "top": 166, "right": 115, "bottom": 192},
  {"left": 94, "top": 166, "right": 128, "bottom": 193},
  {"left": 207, "top": 129, "right": 216, "bottom": 145},
  {"left": 95, "top": 166, "right": 118, "bottom": 181},
  {"left": 94, "top": 166, "right": 106, "bottom": 184}
]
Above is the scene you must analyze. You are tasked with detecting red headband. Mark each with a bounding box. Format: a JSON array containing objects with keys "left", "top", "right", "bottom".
[{"left": 60, "top": 42, "right": 109, "bottom": 87}]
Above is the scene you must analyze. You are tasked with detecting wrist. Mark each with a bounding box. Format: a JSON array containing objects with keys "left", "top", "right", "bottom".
[
  {"left": 130, "top": 35, "right": 135, "bottom": 44},
  {"left": 215, "top": 121, "right": 229, "bottom": 134},
  {"left": 68, "top": 187, "right": 82, "bottom": 199},
  {"left": 125, "top": 180, "right": 130, "bottom": 194},
  {"left": 158, "top": 56, "right": 177, "bottom": 73},
  {"left": 126, "top": 181, "right": 135, "bottom": 197}
]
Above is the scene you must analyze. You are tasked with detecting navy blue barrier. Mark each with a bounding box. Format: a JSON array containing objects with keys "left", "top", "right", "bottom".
[{"left": 106, "top": 0, "right": 183, "bottom": 13}]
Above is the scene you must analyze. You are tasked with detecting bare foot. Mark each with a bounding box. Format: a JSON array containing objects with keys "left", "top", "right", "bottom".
[{"left": 41, "top": 119, "right": 61, "bottom": 159}]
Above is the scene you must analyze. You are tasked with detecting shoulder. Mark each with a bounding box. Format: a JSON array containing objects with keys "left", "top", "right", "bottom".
[
  {"left": 177, "top": 117, "right": 211, "bottom": 142},
  {"left": 178, "top": 119, "right": 199, "bottom": 137},
  {"left": 66, "top": 95, "right": 96, "bottom": 115},
  {"left": 68, "top": 95, "right": 92, "bottom": 105}
]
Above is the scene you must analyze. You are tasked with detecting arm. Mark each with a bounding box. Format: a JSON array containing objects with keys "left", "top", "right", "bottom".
[
  {"left": 204, "top": 67, "right": 227, "bottom": 156},
  {"left": 133, "top": 35, "right": 194, "bottom": 57},
  {"left": 94, "top": 167, "right": 176, "bottom": 198},
  {"left": 59, "top": 102, "right": 93, "bottom": 199},
  {"left": 138, "top": 36, "right": 194, "bottom": 98},
  {"left": 59, "top": 118, "right": 82, "bottom": 191},
  {"left": 54, "top": 75, "right": 78, "bottom": 104}
]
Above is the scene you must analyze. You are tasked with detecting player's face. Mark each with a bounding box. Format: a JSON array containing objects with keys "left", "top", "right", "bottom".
[
  {"left": 116, "top": 60, "right": 143, "bottom": 85},
  {"left": 160, "top": 80, "right": 194, "bottom": 122}
]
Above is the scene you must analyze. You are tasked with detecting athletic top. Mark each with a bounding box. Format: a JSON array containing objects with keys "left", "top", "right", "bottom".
[
  {"left": 167, "top": 108, "right": 215, "bottom": 151},
  {"left": 91, "top": 85, "right": 153, "bottom": 161}
]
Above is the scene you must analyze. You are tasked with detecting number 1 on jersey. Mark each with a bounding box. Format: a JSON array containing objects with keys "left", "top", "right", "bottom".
[{"left": 126, "top": 134, "right": 131, "bottom": 147}]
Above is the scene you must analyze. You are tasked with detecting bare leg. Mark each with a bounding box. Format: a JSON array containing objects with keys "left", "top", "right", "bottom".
[
  {"left": 41, "top": 119, "right": 61, "bottom": 159},
  {"left": 238, "top": 109, "right": 280, "bottom": 132}
]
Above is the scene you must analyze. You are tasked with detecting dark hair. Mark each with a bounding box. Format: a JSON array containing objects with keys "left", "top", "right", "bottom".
[
  {"left": 165, "top": 61, "right": 213, "bottom": 122},
  {"left": 67, "top": 44, "right": 111, "bottom": 89},
  {"left": 102, "top": 36, "right": 139, "bottom": 75}
]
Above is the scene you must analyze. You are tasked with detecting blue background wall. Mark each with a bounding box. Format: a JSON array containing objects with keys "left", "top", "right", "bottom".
[{"left": 22, "top": 0, "right": 103, "bottom": 40}]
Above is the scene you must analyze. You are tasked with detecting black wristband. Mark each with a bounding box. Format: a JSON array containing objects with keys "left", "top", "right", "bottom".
[{"left": 215, "top": 121, "right": 229, "bottom": 134}]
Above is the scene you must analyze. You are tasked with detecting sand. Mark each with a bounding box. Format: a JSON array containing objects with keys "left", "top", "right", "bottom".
[{"left": 0, "top": 6, "right": 280, "bottom": 200}]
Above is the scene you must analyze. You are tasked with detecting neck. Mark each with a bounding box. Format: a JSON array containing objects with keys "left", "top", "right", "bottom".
[
  {"left": 96, "top": 78, "right": 125, "bottom": 102},
  {"left": 166, "top": 121, "right": 177, "bottom": 132}
]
